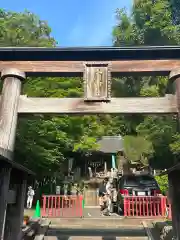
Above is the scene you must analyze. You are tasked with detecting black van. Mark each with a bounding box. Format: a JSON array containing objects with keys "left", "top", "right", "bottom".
[{"left": 117, "top": 174, "right": 161, "bottom": 214}]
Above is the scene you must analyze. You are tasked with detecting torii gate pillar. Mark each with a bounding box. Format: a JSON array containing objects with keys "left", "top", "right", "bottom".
[
  {"left": 0, "top": 68, "right": 25, "bottom": 160},
  {"left": 0, "top": 68, "right": 27, "bottom": 240},
  {"left": 169, "top": 69, "right": 180, "bottom": 240}
]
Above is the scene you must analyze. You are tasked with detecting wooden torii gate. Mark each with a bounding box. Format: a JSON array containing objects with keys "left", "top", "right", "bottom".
[{"left": 0, "top": 46, "right": 180, "bottom": 239}]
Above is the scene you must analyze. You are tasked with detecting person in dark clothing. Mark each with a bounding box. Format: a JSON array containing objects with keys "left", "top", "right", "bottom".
[{"left": 98, "top": 178, "right": 108, "bottom": 213}]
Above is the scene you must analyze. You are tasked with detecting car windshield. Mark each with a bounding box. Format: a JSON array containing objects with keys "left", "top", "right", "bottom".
[{"left": 124, "top": 175, "right": 157, "bottom": 187}]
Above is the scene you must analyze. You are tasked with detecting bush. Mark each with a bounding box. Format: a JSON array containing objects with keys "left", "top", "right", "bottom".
[{"left": 155, "top": 175, "right": 168, "bottom": 195}]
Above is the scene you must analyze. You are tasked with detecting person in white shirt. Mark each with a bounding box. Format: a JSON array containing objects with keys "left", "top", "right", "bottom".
[
  {"left": 27, "top": 186, "right": 35, "bottom": 209},
  {"left": 105, "top": 178, "right": 114, "bottom": 214}
]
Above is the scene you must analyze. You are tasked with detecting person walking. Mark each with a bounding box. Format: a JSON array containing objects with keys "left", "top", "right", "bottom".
[
  {"left": 106, "top": 178, "right": 114, "bottom": 215},
  {"left": 27, "top": 186, "right": 35, "bottom": 209},
  {"left": 98, "top": 178, "right": 108, "bottom": 215}
]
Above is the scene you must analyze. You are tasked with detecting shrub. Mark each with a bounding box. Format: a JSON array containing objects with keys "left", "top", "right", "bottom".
[{"left": 155, "top": 175, "right": 168, "bottom": 195}]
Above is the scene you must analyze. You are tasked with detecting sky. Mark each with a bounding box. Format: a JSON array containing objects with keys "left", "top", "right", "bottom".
[{"left": 1, "top": 0, "right": 132, "bottom": 47}]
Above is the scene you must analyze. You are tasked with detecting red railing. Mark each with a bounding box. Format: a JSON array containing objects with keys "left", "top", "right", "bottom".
[
  {"left": 41, "top": 195, "right": 83, "bottom": 218},
  {"left": 41, "top": 194, "right": 172, "bottom": 219},
  {"left": 123, "top": 195, "right": 171, "bottom": 218}
]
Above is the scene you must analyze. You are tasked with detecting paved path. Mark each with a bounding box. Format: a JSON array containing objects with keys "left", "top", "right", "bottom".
[
  {"left": 82, "top": 208, "right": 120, "bottom": 218},
  {"left": 39, "top": 207, "right": 121, "bottom": 218}
]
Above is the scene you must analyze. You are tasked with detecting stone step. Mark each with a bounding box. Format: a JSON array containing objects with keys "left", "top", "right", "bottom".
[
  {"left": 44, "top": 236, "right": 148, "bottom": 240},
  {"left": 49, "top": 217, "right": 146, "bottom": 226},
  {"left": 47, "top": 227, "right": 147, "bottom": 237},
  {"left": 49, "top": 224, "right": 144, "bottom": 229}
]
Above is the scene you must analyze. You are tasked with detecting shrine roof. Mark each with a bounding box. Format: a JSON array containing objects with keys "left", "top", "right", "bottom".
[
  {"left": 1, "top": 157, "right": 35, "bottom": 175},
  {"left": 0, "top": 46, "right": 180, "bottom": 61},
  {"left": 97, "top": 136, "right": 124, "bottom": 153}
]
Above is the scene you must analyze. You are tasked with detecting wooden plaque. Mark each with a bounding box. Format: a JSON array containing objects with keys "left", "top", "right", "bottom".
[{"left": 83, "top": 62, "right": 111, "bottom": 101}]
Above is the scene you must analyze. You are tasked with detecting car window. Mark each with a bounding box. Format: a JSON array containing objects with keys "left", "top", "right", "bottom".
[
  {"left": 125, "top": 176, "right": 139, "bottom": 186},
  {"left": 139, "top": 176, "right": 157, "bottom": 185},
  {"left": 123, "top": 175, "right": 158, "bottom": 187}
]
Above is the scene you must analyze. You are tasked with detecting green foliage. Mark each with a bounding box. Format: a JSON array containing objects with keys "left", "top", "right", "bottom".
[
  {"left": 170, "top": 134, "right": 180, "bottom": 158},
  {"left": 73, "top": 136, "right": 100, "bottom": 152},
  {"left": 155, "top": 175, "right": 168, "bottom": 195},
  {"left": 123, "top": 135, "right": 153, "bottom": 166},
  {"left": 113, "top": 0, "right": 180, "bottom": 169},
  {"left": 170, "top": 0, "right": 180, "bottom": 24},
  {"left": 0, "top": 9, "right": 56, "bottom": 47}
]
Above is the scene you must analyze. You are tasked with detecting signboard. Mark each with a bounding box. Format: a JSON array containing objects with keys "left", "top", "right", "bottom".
[{"left": 84, "top": 62, "right": 111, "bottom": 101}]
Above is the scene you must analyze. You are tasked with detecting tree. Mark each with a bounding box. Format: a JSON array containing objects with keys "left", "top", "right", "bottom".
[
  {"left": 0, "top": 9, "right": 56, "bottom": 47},
  {"left": 170, "top": 0, "right": 180, "bottom": 24},
  {"left": 0, "top": 9, "right": 59, "bottom": 176},
  {"left": 112, "top": 0, "right": 180, "bottom": 169},
  {"left": 123, "top": 135, "right": 154, "bottom": 167}
]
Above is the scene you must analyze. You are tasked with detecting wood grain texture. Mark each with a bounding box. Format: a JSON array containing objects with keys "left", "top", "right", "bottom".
[
  {"left": 1, "top": 60, "right": 180, "bottom": 76},
  {"left": 169, "top": 69, "right": 180, "bottom": 118},
  {"left": 12, "top": 178, "right": 27, "bottom": 240},
  {"left": 0, "top": 75, "right": 23, "bottom": 160},
  {"left": 0, "top": 167, "right": 11, "bottom": 240},
  {"left": 17, "top": 95, "right": 177, "bottom": 114},
  {"left": 7, "top": 190, "right": 16, "bottom": 204},
  {"left": 175, "top": 79, "right": 180, "bottom": 113},
  {"left": 174, "top": 78, "right": 180, "bottom": 124}
]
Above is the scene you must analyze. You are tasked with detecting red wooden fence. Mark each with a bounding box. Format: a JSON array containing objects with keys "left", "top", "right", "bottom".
[
  {"left": 124, "top": 195, "right": 172, "bottom": 218},
  {"left": 41, "top": 194, "right": 172, "bottom": 219},
  {"left": 41, "top": 195, "right": 83, "bottom": 218}
]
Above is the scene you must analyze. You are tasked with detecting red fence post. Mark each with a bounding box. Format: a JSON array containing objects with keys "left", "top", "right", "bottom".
[
  {"left": 123, "top": 195, "right": 168, "bottom": 218},
  {"left": 41, "top": 194, "right": 89, "bottom": 218},
  {"left": 160, "top": 196, "right": 166, "bottom": 217},
  {"left": 79, "top": 195, "right": 83, "bottom": 217},
  {"left": 124, "top": 197, "right": 128, "bottom": 217},
  {"left": 42, "top": 195, "right": 169, "bottom": 218}
]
